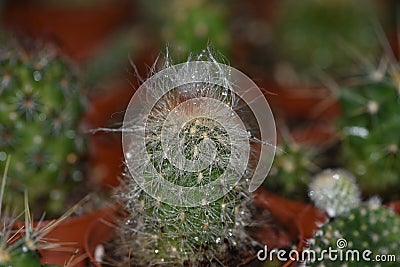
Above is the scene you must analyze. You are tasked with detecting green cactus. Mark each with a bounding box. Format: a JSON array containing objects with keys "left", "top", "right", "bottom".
[
  {"left": 0, "top": 40, "right": 86, "bottom": 215},
  {"left": 0, "top": 157, "right": 63, "bottom": 267},
  {"left": 140, "top": 0, "right": 230, "bottom": 60},
  {"left": 274, "top": 0, "right": 380, "bottom": 79},
  {"left": 266, "top": 140, "right": 319, "bottom": 201},
  {"left": 307, "top": 169, "right": 400, "bottom": 266},
  {"left": 308, "top": 201, "right": 400, "bottom": 267},
  {"left": 309, "top": 169, "right": 361, "bottom": 217},
  {"left": 111, "top": 52, "right": 259, "bottom": 266},
  {"left": 338, "top": 72, "right": 400, "bottom": 197}
]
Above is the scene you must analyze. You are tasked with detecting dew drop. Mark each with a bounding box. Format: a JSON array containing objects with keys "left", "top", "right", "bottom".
[
  {"left": 314, "top": 230, "right": 323, "bottom": 237},
  {"left": 33, "top": 71, "right": 42, "bottom": 81},
  {"left": 22, "top": 245, "right": 29, "bottom": 253}
]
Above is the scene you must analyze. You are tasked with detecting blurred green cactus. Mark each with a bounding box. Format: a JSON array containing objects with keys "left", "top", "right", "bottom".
[
  {"left": 140, "top": 0, "right": 230, "bottom": 60},
  {"left": 338, "top": 71, "right": 400, "bottom": 197},
  {"left": 0, "top": 157, "right": 63, "bottom": 267},
  {"left": 267, "top": 140, "right": 319, "bottom": 201},
  {"left": 0, "top": 40, "right": 86, "bottom": 215},
  {"left": 274, "top": 0, "right": 380, "bottom": 77}
]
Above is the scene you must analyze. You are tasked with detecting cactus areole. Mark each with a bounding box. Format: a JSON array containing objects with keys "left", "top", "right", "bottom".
[{"left": 117, "top": 55, "right": 276, "bottom": 265}]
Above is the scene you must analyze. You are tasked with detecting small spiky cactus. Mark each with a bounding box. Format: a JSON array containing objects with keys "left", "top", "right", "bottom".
[
  {"left": 0, "top": 40, "right": 85, "bottom": 214},
  {"left": 338, "top": 69, "right": 400, "bottom": 197},
  {"left": 307, "top": 169, "right": 400, "bottom": 266},
  {"left": 309, "top": 169, "right": 360, "bottom": 217},
  {"left": 111, "top": 51, "right": 268, "bottom": 266},
  {"left": 308, "top": 201, "right": 400, "bottom": 267},
  {"left": 0, "top": 157, "right": 65, "bottom": 267}
]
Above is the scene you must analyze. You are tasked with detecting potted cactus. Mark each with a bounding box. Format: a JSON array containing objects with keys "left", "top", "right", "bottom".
[{"left": 76, "top": 48, "right": 287, "bottom": 266}]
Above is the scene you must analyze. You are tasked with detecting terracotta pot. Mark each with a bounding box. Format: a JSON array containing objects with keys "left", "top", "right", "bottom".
[
  {"left": 84, "top": 208, "right": 119, "bottom": 267},
  {"left": 387, "top": 201, "right": 400, "bottom": 215},
  {"left": 1, "top": 0, "right": 135, "bottom": 63},
  {"left": 9, "top": 207, "right": 115, "bottom": 267},
  {"left": 36, "top": 207, "right": 115, "bottom": 267}
]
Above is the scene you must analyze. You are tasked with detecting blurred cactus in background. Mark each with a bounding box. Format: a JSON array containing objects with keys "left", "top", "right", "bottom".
[
  {"left": 308, "top": 201, "right": 400, "bottom": 266},
  {"left": 0, "top": 157, "right": 64, "bottom": 267},
  {"left": 140, "top": 0, "right": 230, "bottom": 60},
  {"left": 338, "top": 61, "right": 400, "bottom": 198},
  {"left": 267, "top": 140, "right": 319, "bottom": 201},
  {"left": 274, "top": 0, "right": 381, "bottom": 83},
  {"left": 0, "top": 39, "right": 86, "bottom": 215}
]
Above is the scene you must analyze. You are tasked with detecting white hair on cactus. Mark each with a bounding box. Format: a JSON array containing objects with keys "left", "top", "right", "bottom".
[
  {"left": 122, "top": 48, "right": 276, "bottom": 207},
  {"left": 114, "top": 49, "right": 276, "bottom": 266},
  {"left": 309, "top": 168, "right": 361, "bottom": 217}
]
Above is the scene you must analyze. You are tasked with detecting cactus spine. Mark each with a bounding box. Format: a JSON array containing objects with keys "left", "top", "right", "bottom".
[{"left": 0, "top": 157, "right": 64, "bottom": 267}]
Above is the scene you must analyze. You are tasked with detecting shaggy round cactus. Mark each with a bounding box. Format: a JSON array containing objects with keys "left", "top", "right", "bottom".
[
  {"left": 112, "top": 51, "right": 276, "bottom": 266},
  {"left": 309, "top": 169, "right": 361, "bottom": 217},
  {"left": 0, "top": 40, "right": 85, "bottom": 214},
  {"left": 307, "top": 200, "right": 400, "bottom": 266}
]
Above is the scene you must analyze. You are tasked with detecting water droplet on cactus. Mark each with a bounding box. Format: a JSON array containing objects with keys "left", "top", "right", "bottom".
[{"left": 33, "top": 71, "right": 42, "bottom": 81}]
